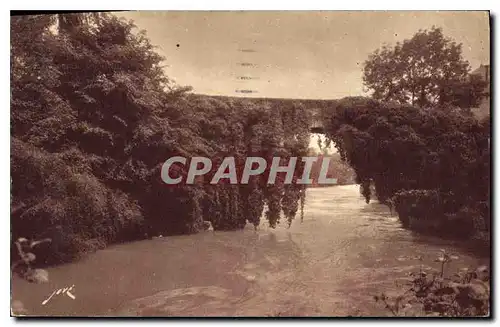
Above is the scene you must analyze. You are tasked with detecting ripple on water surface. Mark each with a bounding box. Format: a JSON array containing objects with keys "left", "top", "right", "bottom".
[{"left": 11, "top": 185, "right": 489, "bottom": 317}]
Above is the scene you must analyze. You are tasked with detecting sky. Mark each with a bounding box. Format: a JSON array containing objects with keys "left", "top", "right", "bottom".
[
  {"left": 117, "top": 11, "right": 489, "bottom": 153},
  {"left": 117, "top": 11, "right": 489, "bottom": 100}
]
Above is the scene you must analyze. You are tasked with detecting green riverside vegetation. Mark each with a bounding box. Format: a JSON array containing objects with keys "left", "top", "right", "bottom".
[{"left": 11, "top": 14, "right": 490, "bottom": 267}]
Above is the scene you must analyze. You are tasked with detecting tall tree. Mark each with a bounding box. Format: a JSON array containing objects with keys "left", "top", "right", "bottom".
[
  {"left": 11, "top": 13, "right": 312, "bottom": 264},
  {"left": 363, "top": 26, "right": 487, "bottom": 109}
]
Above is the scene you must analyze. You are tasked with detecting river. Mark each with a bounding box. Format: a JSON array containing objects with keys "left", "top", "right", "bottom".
[{"left": 11, "top": 185, "right": 489, "bottom": 317}]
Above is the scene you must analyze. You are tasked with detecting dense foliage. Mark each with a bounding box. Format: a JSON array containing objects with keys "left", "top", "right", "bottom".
[
  {"left": 363, "top": 27, "right": 487, "bottom": 109},
  {"left": 11, "top": 13, "right": 311, "bottom": 264},
  {"left": 324, "top": 27, "right": 491, "bottom": 244},
  {"left": 11, "top": 14, "right": 490, "bottom": 270},
  {"left": 321, "top": 96, "right": 490, "bottom": 242}
]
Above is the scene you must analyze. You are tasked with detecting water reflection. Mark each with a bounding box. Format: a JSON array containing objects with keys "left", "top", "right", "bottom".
[{"left": 11, "top": 185, "right": 488, "bottom": 317}]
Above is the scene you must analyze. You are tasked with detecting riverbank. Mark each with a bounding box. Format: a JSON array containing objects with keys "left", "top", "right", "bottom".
[
  {"left": 402, "top": 217, "right": 490, "bottom": 257},
  {"left": 367, "top": 190, "right": 490, "bottom": 258},
  {"left": 11, "top": 186, "right": 489, "bottom": 317}
]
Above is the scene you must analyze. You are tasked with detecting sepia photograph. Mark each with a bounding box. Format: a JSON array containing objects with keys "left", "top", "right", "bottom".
[{"left": 10, "top": 10, "right": 491, "bottom": 318}]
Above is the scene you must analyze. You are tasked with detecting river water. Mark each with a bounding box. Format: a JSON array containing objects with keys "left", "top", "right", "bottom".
[{"left": 11, "top": 185, "right": 489, "bottom": 317}]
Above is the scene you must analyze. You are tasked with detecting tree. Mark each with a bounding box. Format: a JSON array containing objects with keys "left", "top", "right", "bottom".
[
  {"left": 11, "top": 13, "right": 312, "bottom": 264},
  {"left": 11, "top": 13, "right": 180, "bottom": 262},
  {"left": 320, "top": 96, "right": 490, "bottom": 240},
  {"left": 363, "top": 27, "right": 487, "bottom": 109}
]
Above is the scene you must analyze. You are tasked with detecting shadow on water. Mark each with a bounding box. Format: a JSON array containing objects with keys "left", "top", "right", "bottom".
[{"left": 358, "top": 199, "right": 490, "bottom": 259}]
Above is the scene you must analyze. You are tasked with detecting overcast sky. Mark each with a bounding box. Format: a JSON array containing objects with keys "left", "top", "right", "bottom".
[{"left": 118, "top": 11, "right": 489, "bottom": 100}]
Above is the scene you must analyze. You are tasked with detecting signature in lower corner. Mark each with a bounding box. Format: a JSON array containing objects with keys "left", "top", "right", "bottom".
[{"left": 42, "top": 285, "right": 76, "bottom": 305}]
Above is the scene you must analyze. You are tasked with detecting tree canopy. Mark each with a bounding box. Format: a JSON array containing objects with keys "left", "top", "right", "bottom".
[
  {"left": 11, "top": 13, "right": 312, "bottom": 264},
  {"left": 11, "top": 14, "right": 490, "bottom": 264},
  {"left": 321, "top": 97, "right": 490, "bottom": 241},
  {"left": 363, "top": 27, "right": 487, "bottom": 109}
]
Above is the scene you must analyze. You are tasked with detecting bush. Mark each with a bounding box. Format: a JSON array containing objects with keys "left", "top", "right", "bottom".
[
  {"left": 374, "top": 251, "right": 490, "bottom": 317},
  {"left": 393, "top": 190, "right": 443, "bottom": 229},
  {"left": 322, "top": 97, "right": 490, "bottom": 241},
  {"left": 11, "top": 139, "right": 144, "bottom": 264}
]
